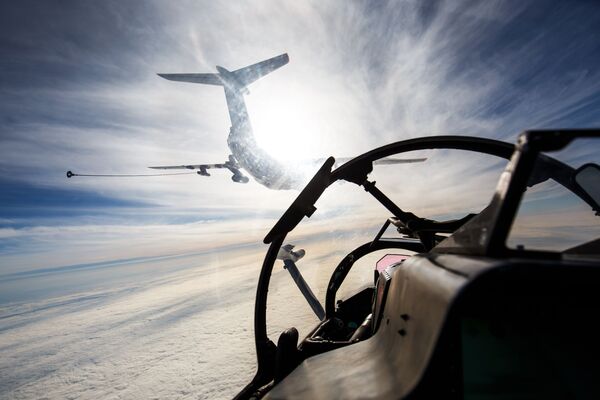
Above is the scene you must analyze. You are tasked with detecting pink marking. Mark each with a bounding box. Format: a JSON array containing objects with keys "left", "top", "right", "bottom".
[{"left": 376, "top": 254, "right": 410, "bottom": 273}]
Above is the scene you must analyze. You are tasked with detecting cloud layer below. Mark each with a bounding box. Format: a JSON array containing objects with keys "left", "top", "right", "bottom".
[{"left": 0, "top": 1, "right": 599, "bottom": 398}]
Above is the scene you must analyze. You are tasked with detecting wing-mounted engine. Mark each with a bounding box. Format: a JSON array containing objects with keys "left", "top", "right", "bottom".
[
  {"left": 197, "top": 166, "right": 210, "bottom": 176},
  {"left": 231, "top": 171, "right": 250, "bottom": 183},
  {"left": 147, "top": 154, "right": 250, "bottom": 182},
  {"left": 224, "top": 154, "right": 250, "bottom": 183}
]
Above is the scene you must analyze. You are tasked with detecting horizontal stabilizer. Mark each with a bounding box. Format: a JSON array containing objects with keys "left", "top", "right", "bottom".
[
  {"left": 157, "top": 53, "right": 289, "bottom": 90},
  {"left": 157, "top": 73, "right": 222, "bottom": 86},
  {"left": 233, "top": 53, "right": 289, "bottom": 87}
]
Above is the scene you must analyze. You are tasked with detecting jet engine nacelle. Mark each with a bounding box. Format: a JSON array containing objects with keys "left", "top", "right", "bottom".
[
  {"left": 232, "top": 173, "right": 249, "bottom": 183},
  {"left": 197, "top": 167, "right": 210, "bottom": 176}
]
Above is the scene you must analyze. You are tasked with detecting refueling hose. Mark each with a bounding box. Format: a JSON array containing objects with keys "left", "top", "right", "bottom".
[{"left": 66, "top": 170, "right": 197, "bottom": 178}]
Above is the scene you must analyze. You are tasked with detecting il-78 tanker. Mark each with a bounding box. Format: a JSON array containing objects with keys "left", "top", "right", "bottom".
[
  {"left": 151, "top": 54, "right": 425, "bottom": 190},
  {"left": 67, "top": 53, "right": 424, "bottom": 189}
]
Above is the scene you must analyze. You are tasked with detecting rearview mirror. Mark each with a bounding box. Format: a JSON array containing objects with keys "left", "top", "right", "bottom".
[{"left": 573, "top": 163, "right": 600, "bottom": 213}]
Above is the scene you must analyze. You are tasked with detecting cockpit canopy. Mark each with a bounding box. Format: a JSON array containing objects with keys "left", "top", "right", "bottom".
[{"left": 237, "top": 130, "right": 600, "bottom": 400}]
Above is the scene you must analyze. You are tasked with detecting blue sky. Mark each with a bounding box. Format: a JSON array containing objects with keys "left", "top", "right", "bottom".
[
  {"left": 0, "top": 3, "right": 599, "bottom": 398},
  {"left": 1, "top": 0, "right": 599, "bottom": 276}
]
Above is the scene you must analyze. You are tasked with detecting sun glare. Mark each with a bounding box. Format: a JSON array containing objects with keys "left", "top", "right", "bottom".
[{"left": 247, "top": 86, "right": 326, "bottom": 162}]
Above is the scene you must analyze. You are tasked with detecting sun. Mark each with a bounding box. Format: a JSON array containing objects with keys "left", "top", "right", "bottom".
[{"left": 247, "top": 85, "right": 324, "bottom": 162}]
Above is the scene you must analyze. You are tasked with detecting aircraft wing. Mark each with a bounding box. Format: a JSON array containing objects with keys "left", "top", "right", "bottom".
[
  {"left": 157, "top": 73, "right": 222, "bottom": 86},
  {"left": 149, "top": 163, "right": 227, "bottom": 170},
  {"left": 233, "top": 53, "right": 289, "bottom": 87},
  {"left": 329, "top": 157, "right": 427, "bottom": 167},
  {"left": 149, "top": 163, "right": 228, "bottom": 176},
  {"left": 372, "top": 157, "right": 427, "bottom": 165}
]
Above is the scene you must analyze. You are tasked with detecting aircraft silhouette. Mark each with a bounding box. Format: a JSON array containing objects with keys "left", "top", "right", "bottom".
[
  {"left": 67, "top": 54, "right": 425, "bottom": 189},
  {"left": 152, "top": 53, "right": 426, "bottom": 190}
]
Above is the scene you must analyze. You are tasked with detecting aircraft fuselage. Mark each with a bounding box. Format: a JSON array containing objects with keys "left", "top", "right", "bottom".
[{"left": 223, "top": 87, "right": 303, "bottom": 190}]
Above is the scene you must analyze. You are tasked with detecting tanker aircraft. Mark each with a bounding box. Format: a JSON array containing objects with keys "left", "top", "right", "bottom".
[
  {"left": 68, "top": 54, "right": 425, "bottom": 190},
  {"left": 151, "top": 53, "right": 425, "bottom": 190}
]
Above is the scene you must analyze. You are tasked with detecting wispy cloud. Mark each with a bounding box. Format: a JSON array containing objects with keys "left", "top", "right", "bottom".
[
  {"left": 1, "top": 0, "right": 599, "bottom": 287},
  {"left": 0, "top": 2, "right": 599, "bottom": 398}
]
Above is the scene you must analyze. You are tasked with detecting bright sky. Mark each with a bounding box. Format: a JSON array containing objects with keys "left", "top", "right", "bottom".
[
  {"left": 1, "top": 2, "right": 599, "bottom": 398},
  {"left": 1, "top": 0, "right": 600, "bottom": 273}
]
